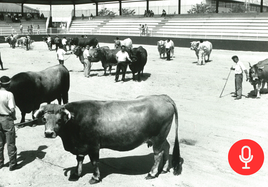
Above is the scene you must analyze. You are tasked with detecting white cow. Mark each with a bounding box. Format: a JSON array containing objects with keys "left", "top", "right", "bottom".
[
  {"left": 114, "top": 38, "right": 133, "bottom": 49},
  {"left": 190, "top": 41, "right": 212, "bottom": 65}
]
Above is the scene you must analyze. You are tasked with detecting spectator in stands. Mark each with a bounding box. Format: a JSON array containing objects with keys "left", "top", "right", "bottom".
[
  {"left": 27, "top": 26, "right": 30, "bottom": 34},
  {"left": 20, "top": 24, "right": 23, "bottom": 34},
  {"left": 144, "top": 10, "right": 148, "bottom": 17},
  {"left": 161, "top": 9, "right": 166, "bottom": 17},
  {"left": 40, "top": 13, "right": 44, "bottom": 19},
  {"left": 0, "top": 13, "right": 4, "bottom": 21},
  {"left": 82, "top": 14, "right": 84, "bottom": 20},
  {"left": 30, "top": 25, "right": 33, "bottom": 34},
  {"left": 37, "top": 25, "right": 40, "bottom": 34},
  {"left": 150, "top": 10, "right": 154, "bottom": 17},
  {"left": 144, "top": 24, "right": 148, "bottom": 36},
  {"left": 90, "top": 14, "right": 93, "bottom": 20},
  {"left": 141, "top": 25, "right": 145, "bottom": 36},
  {"left": 139, "top": 24, "right": 143, "bottom": 36}
]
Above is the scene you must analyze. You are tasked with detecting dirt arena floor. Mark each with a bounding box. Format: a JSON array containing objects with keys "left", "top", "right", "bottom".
[{"left": 0, "top": 41, "right": 267, "bottom": 187}]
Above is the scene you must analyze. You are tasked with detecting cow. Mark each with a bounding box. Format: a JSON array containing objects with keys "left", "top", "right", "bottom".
[
  {"left": 157, "top": 40, "right": 166, "bottom": 59},
  {"left": 8, "top": 64, "right": 70, "bottom": 123},
  {"left": 114, "top": 38, "right": 133, "bottom": 49},
  {"left": 190, "top": 41, "right": 212, "bottom": 65},
  {"left": 16, "top": 36, "right": 32, "bottom": 50},
  {"left": 249, "top": 58, "right": 268, "bottom": 98},
  {"left": 129, "top": 46, "right": 148, "bottom": 81},
  {"left": 73, "top": 46, "right": 110, "bottom": 76},
  {"left": 167, "top": 39, "right": 175, "bottom": 58},
  {"left": 34, "top": 94, "right": 183, "bottom": 184},
  {"left": 70, "top": 37, "right": 99, "bottom": 48},
  {"left": 4, "top": 34, "right": 19, "bottom": 48}
]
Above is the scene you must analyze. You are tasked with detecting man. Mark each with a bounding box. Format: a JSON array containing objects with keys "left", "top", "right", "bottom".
[
  {"left": 83, "top": 45, "right": 91, "bottom": 78},
  {"left": 165, "top": 39, "right": 172, "bottom": 61},
  {"left": 47, "top": 35, "right": 52, "bottom": 50},
  {"left": 56, "top": 45, "right": 66, "bottom": 65},
  {"left": 230, "top": 55, "right": 249, "bottom": 100},
  {"left": 115, "top": 45, "right": 132, "bottom": 82},
  {"left": 0, "top": 76, "right": 18, "bottom": 171}
]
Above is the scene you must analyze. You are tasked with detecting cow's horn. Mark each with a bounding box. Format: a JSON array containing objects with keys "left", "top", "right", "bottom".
[
  {"left": 62, "top": 109, "right": 72, "bottom": 122},
  {"left": 259, "top": 66, "right": 264, "bottom": 69},
  {"left": 34, "top": 108, "right": 44, "bottom": 118},
  {"left": 248, "top": 62, "right": 252, "bottom": 68}
]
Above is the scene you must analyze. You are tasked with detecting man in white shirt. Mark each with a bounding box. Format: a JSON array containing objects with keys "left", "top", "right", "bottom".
[
  {"left": 115, "top": 45, "right": 132, "bottom": 82},
  {"left": 83, "top": 45, "right": 91, "bottom": 78},
  {"left": 56, "top": 45, "right": 66, "bottom": 65},
  {"left": 0, "top": 76, "right": 18, "bottom": 171},
  {"left": 231, "top": 55, "right": 249, "bottom": 100},
  {"left": 165, "top": 39, "right": 172, "bottom": 61}
]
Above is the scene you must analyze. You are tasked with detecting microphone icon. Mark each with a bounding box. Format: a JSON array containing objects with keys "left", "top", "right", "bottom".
[{"left": 239, "top": 146, "right": 253, "bottom": 169}]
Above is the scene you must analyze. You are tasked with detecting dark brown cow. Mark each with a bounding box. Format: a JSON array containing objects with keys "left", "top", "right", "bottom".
[
  {"left": 9, "top": 64, "right": 69, "bottom": 123},
  {"left": 34, "top": 95, "right": 183, "bottom": 184}
]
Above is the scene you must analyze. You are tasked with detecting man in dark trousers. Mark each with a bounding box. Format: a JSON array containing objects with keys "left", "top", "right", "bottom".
[
  {"left": 230, "top": 55, "right": 249, "bottom": 100},
  {"left": 115, "top": 45, "right": 132, "bottom": 82},
  {"left": 0, "top": 76, "right": 18, "bottom": 171}
]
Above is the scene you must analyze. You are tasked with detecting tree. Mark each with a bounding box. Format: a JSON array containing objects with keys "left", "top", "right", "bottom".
[
  {"left": 229, "top": 3, "right": 246, "bottom": 13},
  {"left": 122, "top": 8, "right": 135, "bottom": 16},
  {"left": 187, "top": 3, "right": 216, "bottom": 14},
  {"left": 98, "top": 8, "right": 116, "bottom": 17}
]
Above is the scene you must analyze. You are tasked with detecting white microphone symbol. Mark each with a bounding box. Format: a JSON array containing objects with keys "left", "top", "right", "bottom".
[{"left": 239, "top": 146, "right": 253, "bottom": 169}]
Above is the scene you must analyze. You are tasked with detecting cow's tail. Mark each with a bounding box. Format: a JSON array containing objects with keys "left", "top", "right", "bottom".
[{"left": 167, "top": 96, "right": 183, "bottom": 175}]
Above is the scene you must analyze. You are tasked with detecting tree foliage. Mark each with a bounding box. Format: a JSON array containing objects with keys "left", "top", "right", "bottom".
[
  {"left": 229, "top": 3, "right": 247, "bottom": 13},
  {"left": 98, "top": 8, "right": 116, "bottom": 17},
  {"left": 122, "top": 8, "right": 136, "bottom": 16},
  {"left": 187, "top": 3, "right": 216, "bottom": 14}
]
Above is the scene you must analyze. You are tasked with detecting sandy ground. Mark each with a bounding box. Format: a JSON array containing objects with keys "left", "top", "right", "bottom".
[{"left": 0, "top": 41, "right": 267, "bottom": 187}]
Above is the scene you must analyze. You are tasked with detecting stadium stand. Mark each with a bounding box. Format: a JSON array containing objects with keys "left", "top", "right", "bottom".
[{"left": 67, "top": 13, "right": 268, "bottom": 41}]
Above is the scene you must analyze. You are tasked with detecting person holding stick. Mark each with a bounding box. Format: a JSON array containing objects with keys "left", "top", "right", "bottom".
[{"left": 230, "top": 55, "right": 249, "bottom": 100}]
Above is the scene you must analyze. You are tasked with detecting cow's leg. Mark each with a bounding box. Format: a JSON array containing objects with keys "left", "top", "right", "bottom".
[
  {"left": 257, "top": 82, "right": 262, "bottom": 98},
  {"left": 88, "top": 148, "right": 101, "bottom": 184},
  {"left": 260, "top": 80, "right": 266, "bottom": 93},
  {"left": 109, "top": 65, "right": 112, "bottom": 75},
  {"left": 138, "top": 71, "right": 141, "bottom": 82},
  {"left": 161, "top": 140, "right": 170, "bottom": 173},
  {"left": 146, "top": 147, "right": 164, "bottom": 179},
  {"left": 69, "top": 155, "right": 85, "bottom": 181},
  {"left": 62, "top": 92, "right": 69, "bottom": 104}
]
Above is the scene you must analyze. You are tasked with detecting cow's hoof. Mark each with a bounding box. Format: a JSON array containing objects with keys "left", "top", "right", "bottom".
[
  {"left": 161, "top": 169, "right": 170, "bottom": 174},
  {"left": 89, "top": 177, "right": 101, "bottom": 184},
  {"left": 145, "top": 173, "right": 157, "bottom": 180},
  {"left": 68, "top": 173, "right": 80, "bottom": 181}
]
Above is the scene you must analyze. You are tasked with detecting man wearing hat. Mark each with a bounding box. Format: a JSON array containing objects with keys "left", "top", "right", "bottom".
[
  {"left": 230, "top": 55, "right": 249, "bottom": 100},
  {"left": 0, "top": 76, "right": 18, "bottom": 170},
  {"left": 115, "top": 45, "right": 132, "bottom": 82}
]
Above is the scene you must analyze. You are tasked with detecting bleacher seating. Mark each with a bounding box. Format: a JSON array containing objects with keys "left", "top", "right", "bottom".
[
  {"left": 68, "top": 19, "right": 104, "bottom": 34},
  {"left": 156, "top": 16, "right": 268, "bottom": 41}
]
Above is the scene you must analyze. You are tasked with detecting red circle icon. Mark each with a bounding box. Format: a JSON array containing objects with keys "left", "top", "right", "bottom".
[{"left": 228, "top": 139, "right": 264, "bottom": 175}]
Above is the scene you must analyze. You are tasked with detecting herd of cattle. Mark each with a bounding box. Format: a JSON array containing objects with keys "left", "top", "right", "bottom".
[
  {"left": 2, "top": 33, "right": 268, "bottom": 184},
  {"left": 4, "top": 34, "right": 34, "bottom": 50}
]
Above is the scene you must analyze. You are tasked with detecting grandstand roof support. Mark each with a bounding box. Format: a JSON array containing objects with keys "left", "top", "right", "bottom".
[
  {"left": 73, "top": 4, "right": 76, "bottom": 17},
  {"left": 146, "top": 0, "right": 149, "bottom": 11},
  {"left": 96, "top": 2, "right": 98, "bottom": 16},
  {"left": 178, "top": 0, "right": 180, "bottom": 14},
  {"left": 21, "top": 3, "right": 24, "bottom": 15},
  {"left": 216, "top": 0, "right": 219, "bottom": 13},
  {"left": 261, "top": 0, "right": 263, "bottom": 12},
  {"left": 119, "top": 0, "right": 122, "bottom": 15}
]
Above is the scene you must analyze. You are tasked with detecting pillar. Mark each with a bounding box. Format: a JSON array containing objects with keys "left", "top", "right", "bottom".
[
  {"left": 216, "top": 0, "right": 219, "bottom": 13},
  {"left": 96, "top": 2, "right": 98, "bottom": 16},
  {"left": 119, "top": 0, "right": 122, "bottom": 16},
  {"left": 261, "top": 0, "right": 263, "bottom": 12}
]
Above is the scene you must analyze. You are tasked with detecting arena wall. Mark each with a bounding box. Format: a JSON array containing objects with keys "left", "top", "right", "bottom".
[{"left": 6, "top": 34, "right": 267, "bottom": 52}]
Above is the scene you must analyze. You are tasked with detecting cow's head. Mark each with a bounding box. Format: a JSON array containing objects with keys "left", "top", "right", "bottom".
[
  {"left": 248, "top": 63, "right": 261, "bottom": 84},
  {"left": 190, "top": 41, "right": 199, "bottom": 50},
  {"left": 88, "top": 48, "right": 99, "bottom": 61},
  {"left": 34, "top": 104, "right": 72, "bottom": 138},
  {"left": 73, "top": 46, "right": 83, "bottom": 57}
]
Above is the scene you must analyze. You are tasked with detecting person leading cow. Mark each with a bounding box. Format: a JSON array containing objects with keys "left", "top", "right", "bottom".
[{"left": 115, "top": 45, "right": 132, "bottom": 82}]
